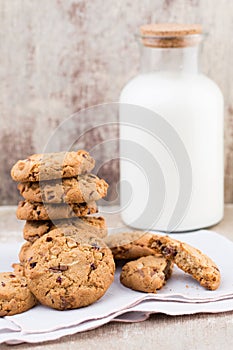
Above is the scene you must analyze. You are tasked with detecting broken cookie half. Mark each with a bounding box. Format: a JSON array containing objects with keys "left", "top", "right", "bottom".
[
  {"left": 149, "top": 235, "right": 221, "bottom": 290},
  {"left": 120, "top": 255, "right": 173, "bottom": 293}
]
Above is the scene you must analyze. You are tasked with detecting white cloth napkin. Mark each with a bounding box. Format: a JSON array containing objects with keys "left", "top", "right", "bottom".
[{"left": 0, "top": 230, "right": 233, "bottom": 344}]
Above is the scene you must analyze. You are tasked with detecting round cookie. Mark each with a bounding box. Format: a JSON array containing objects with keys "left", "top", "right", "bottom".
[
  {"left": 120, "top": 256, "right": 173, "bottom": 293},
  {"left": 24, "top": 229, "right": 115, "bottom": 310},
  {"left": 105, "top": 231, "right": 160, "bottom": 260},
  {"left": 11, "top": 150, "right": 95, "bottom": 182},
  {"left": 16, "top": 200, "right": 98, "bottom": 221},
  {"left": 0, "top": 272, "right": 37, "bottom": 316},
  {"left": 149, "top": 235, "right": 221, "bottom": 290},
  {"left": 18, "top": 174, "right": 108, "bottom": 203},
  {"left": 23, "top": 216, "right": 108, "bottom": 243}
]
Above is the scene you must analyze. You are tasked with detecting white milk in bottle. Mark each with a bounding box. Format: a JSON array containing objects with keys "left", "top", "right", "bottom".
[{"left": 119, "top": 23, "right": 224, "bottom": 232}]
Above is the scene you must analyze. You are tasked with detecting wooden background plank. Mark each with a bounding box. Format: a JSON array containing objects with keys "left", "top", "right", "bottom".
[{"left": 0, "top": 0, "right": 232, "bottom": 204}]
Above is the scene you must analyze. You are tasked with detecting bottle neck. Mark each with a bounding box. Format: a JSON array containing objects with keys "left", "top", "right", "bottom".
[{"left": 139, "top": 45, "right": 199, "bottom": 74}]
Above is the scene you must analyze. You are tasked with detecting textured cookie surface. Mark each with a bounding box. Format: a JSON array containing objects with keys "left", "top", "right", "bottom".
[
  {"left": 0, "top": 272, "right": 37, "bottom": 316},
  {"left": 149, "top": 235, "right": 221, "bottom": 290},
  {"left": 24, "top": 230, "right": 115, "bottom": 310},
  {"left": 105, "top": 231, "right": 160, "bottom": 260},
  {"left": 16, "top": 200, "right": 98, "bottom": 220},
  {"left": 19, "top": 241, "right": 32, "bottom": 265},
  {"left": 18, "top": 174, "right": 108, "bottom": 203},
  {"left": 12, "top": 263, "right": 25, "bottom": 276},
  {"left": 23, "top": 216, "right": 107, "bottom": 242},
  {"left": 120, "top": 255, "right": 173, "bottom": 293},
  {"left": 11, "top": 150, "right": 95, "bottom": 182}
]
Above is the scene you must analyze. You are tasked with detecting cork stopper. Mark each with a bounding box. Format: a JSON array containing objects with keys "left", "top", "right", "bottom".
[{"left": 140, "top": 23, "right": 202, "bottom": 48}]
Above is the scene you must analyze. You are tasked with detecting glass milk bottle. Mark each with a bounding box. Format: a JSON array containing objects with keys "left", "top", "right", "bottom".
[{"left": 119, "top": 23, "right": 224, "bottom": 232}]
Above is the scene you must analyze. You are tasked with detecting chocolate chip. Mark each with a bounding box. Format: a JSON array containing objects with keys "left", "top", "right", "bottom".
[
  {"left": 47, "top": 194, "right": 55, "bottom": 201},
  {"left": 56, "top": 276, "right": 62, "bottom": 284},
  {"left": 49, "top": 264, "right": 68, "bottom": 272},
  {"left": 1, "top": 282, "right": 6, "bottom": 287},
  {"left": 9, "top": 274, "right": 15, "bottom": 278},
  {"left": 82, "top": 153, "right": 87, "bottom": 158},
  {"left": 90, "top": 263, "right": 96, "bottom": 270},
  {"left": 59, "top": 265, "right": 68, "bottom": 271},
  {"left": 91, "top": 243, "right": 100, "bottom": 251},
  {"left": 150, "top": 268, "right": 158, "bottom": 277},
  {"left": 46, "top": 237, "right": 53, "bottom": 242},
  {"left": 60, "top": 295, "right": 75, "bottom": 310},
  {"left": 30, "top": 262, "right": 37, "bottom": 268},
  {"left": 155, "top": 240, "right": 162, "bottom": 247},
  {"left": 162, "top": 246, "right": 177, "bottom": 257},
  {"left": 60, "top": 296, "right": 68, "bottom": 309},
  {"left": 138, "top": 269, "right": 145, "bottom": 277},
  {"left": 79, "top": 202, "right": 86, "bottom": 207},
  {"left": 36, "top": 210, "right": 41, "bottom": 216}
]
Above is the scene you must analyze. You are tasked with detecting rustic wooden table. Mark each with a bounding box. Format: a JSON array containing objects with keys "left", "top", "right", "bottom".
[{"left": 0, "top": 205, "right": 233, "bottom": 350}]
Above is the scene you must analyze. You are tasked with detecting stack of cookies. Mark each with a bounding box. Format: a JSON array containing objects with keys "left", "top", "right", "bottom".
[
  {"left": 4, "top": 150, "right": 115, "bottom": 314},
  {"left": 11, "top": 150, "right": 109, "bottom": 242}
]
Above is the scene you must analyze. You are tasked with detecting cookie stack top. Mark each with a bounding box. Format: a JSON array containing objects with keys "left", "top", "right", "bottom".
[{"left": 11, "top": 150, "right": 95, "bottom": 182}]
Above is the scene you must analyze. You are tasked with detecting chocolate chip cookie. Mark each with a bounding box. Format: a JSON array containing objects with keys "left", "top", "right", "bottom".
[
  {"left": 16, "top": 200, "right": 98, "bottom": 220},
  {"left": 23, "top": 216, "right": 107, "bottom": 243},
  {"left": 23, "top": 230, "right": 115, "bottom": 310},
  {"left": 149, "top": 235, "right": 221, "bottom": 290},
  {"left": 18, "top": 174, "right": 108, "bottom": 203},
  {"left": 0, "top": 272, "right": 37, "bottom": 316},
  {"left": 120, "top": 255, "right": 173, "bottom": 293},
  {"left": 11, "top": 150, "right": 95, "bottom": 182},
  {"left": 105, "top": 231, "right": 159, "bottom": 260}
]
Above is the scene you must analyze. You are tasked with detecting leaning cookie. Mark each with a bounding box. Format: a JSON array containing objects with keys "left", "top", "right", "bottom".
[
  {"left": 23, "top": 216, "right": 107, "bottom": 243},
  {"left": 12, "top": 262, "right": 25, "bottom": 276},
  {"left": 18, "top": 174, "right": 108, "bottom": 204},
  {"left": 20, "top": 219, "right": 108, "bottom": 265},
  {"left": 19, "top": 242, "right": 32, "bottom": 265},
  {"left": 0, "top": 272, "right": 37, "bottom": 316},
  {"left": 120, "top": 255, "right": 173, "bottom": 293},
  {"left": 105, "top": 231, "right": 160, "bottom": 260},
  {"left": 11, "top": 150, "right": 95, "bottom": 182},
  {"left": 149, "top": 235, "right": 221, "bottom": 290},
  {"left": 16, "top": 200, "right": 98, "bottom": 220},
  {"left": 23, "top": 229, "right": 115, "bottom": 310}
]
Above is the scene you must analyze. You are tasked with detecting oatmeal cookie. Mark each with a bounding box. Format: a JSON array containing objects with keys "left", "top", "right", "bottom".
[
  {"left": 149, "top": 235, "right": 221, "bottom": 290},
  {"left": 23, "top": 216, "right": 107, "bottom": 242},
  {"left": 18, "top": 174, "right": 108, "bottom": 203},
  {"left": 11, "top": 150, "right": 95, "bottom": 182},
  {"left": 120, "top": 255, "right": 173, "bottom": 293},
  {"left": 16, "top": 200, "right": 98, "bottom": 220},
  {"left": 23, "top": 230, "right": 115, "bottom": 310},
  {"left": 0, "top": 272, "right": 37, "bottom": 316}
]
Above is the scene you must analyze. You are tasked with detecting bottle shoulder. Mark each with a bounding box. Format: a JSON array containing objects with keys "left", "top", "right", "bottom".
[
  {"left": 120, "top": 72, "right": 223, "bottom": 102},
  {"left": 197, "top": 73, "right": 223, "bottom": 96}
]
